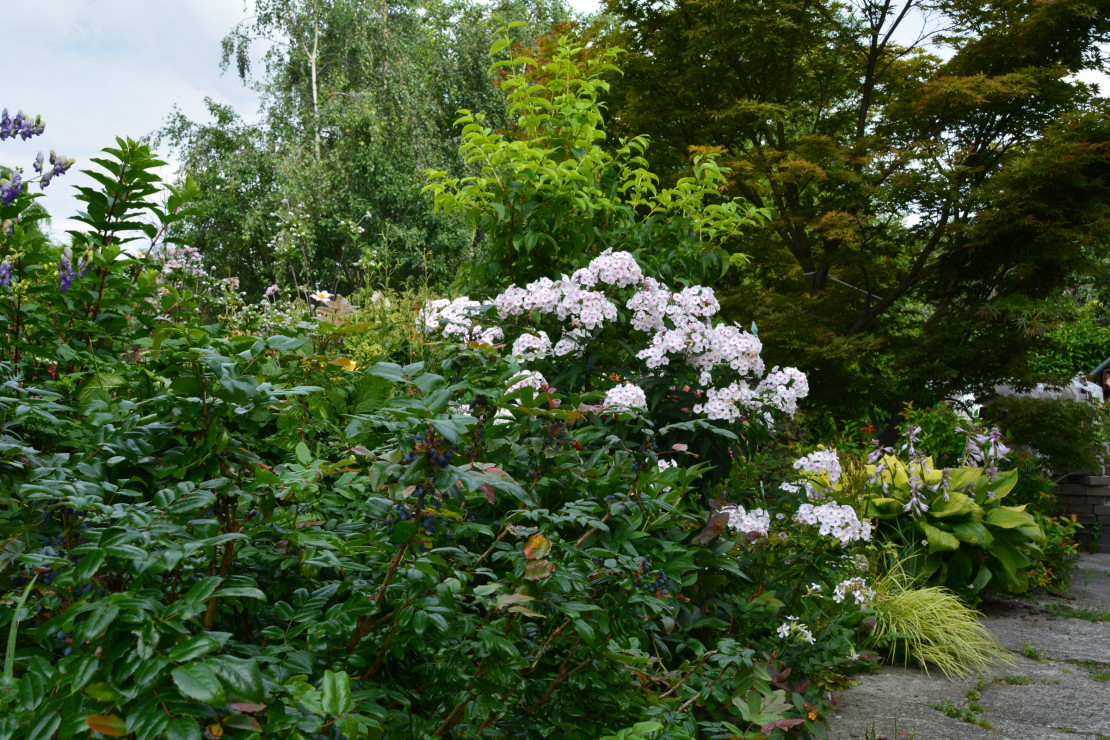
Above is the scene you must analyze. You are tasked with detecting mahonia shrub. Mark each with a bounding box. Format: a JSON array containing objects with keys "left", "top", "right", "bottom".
[{"left": 0, "top": 76, "right": 881, "bottom": 740}]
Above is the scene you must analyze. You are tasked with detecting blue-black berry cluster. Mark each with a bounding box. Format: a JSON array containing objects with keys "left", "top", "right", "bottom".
[
  {"left": 632, "top": 557, "right": 672, "bottom": 598},
  {"left": 629, "top": 437, "right": 659, "bottom": 472}
]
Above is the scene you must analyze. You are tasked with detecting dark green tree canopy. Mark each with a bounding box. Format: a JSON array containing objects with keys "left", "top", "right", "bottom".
[{"left": 603, "top": 0, "right": 1110, "bottom": 422}]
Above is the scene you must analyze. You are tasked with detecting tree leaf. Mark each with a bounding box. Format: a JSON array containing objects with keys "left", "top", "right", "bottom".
[
  {"left": 508, "top": 605, "right": 546, "bottom": 619},
  {"left": 320, "top": 670, "right": 353, "bottom": 716},
  {"left": 79, "top": 603, "right": 120, "bottom": 642},
  {"left": 168, "top": 634, "right": 221, "bottom": 663},
  {"left": 85, "top": 714, "right": 128, "bottom": 737},
  {"left": 524, "top": 559, "right": 555, "bottom": 580},
  {"left": 523, "top": 533, "right": 551, "bottom": 560},
  {"left": 495, "top": 593, "right": 535, "bottom": 609},
  {"left": 25, "top": 711, "right": 61, "bottom": 740},
  {"left": 211, "top": 656, "right": 264, "bottom": 704},
  {"left": 171, "top": 663, "right": 226, "bottom": 706}
]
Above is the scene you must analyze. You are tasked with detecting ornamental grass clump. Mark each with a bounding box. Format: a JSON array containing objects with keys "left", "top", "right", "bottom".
[{"left": 869, "top": 561, "right": 1011, "bottom": 678}]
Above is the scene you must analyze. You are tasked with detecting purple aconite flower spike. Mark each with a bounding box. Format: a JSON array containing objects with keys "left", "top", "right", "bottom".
[
  {"left": 0, "top": 172, "right": 24, "bottom": 207},
  {"left": 58, "top": 250, "right": 76, "bottom": 291}
]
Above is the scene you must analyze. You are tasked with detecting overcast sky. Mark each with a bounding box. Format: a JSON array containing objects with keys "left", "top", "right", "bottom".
[
  {"left": 3, "top": 2, "right": 271, "bottom": 236},
  {"left": 2, "top": 2, "right": 1102, "bottom": 240},
  {"left": 3, "top": 0, "right": 602, "bottom": 238}
]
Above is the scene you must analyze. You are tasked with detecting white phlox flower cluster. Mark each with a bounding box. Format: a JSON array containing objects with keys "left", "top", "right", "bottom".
[
  {"left": 493, "top": 251, "right": 628, "bottom": 326},
  {"left": 506, "top": 370, "right": 548, "bottom": 396},
  {"left": 420, "top": 297, "right": 504, "bottom": 344},
  {"left": 587, "top": 249, "right": 644, "bottom": 287},
  {"left": 604, "top": 383, "right": 648, "bottom": 411},
  {"left": 794, "top": 449, "right": 842, "bottom": 483},
  {"left": 692, "top": 382, "right": 755, "bottom": 422},
  {"left": 794, "top": 502, "right": 871, "bottom": 545},
  {"left": 776, "top": 616, "right": 816, "bottom": 644},
  {"left": 632, "top": 292, "right": 764, "bottom": 390},
  {"left": 720, "top": 504, "right": 771, "bottom": 538},
  {"left": 425, "top": 249, "right": 807, "bottom": 425},
  {"left": 511, "top": 331, "right": 552, "bottom": 361},
  {"left": 755, "top": 367, "right": 810, "bottom": 417},
  {"left": 792, "top": 449, "right": 842, "bottom": 500},
  {"left": 832, "top": 577, "right": 876, "bottom": 606}
]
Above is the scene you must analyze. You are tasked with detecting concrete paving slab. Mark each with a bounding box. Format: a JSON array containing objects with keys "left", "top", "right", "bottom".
[{"left": 826, "top": 553, "right": 1110, "bottom": 740}]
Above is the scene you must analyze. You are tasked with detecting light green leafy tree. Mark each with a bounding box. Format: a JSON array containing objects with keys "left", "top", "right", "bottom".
[{"left": 425, "top": 21, "right": 767, "bottom": 288}]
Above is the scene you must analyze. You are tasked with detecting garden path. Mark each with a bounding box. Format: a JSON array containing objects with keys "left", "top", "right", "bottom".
[{"left": 825, "top": 552, "right": 1110, "bottom": 739}]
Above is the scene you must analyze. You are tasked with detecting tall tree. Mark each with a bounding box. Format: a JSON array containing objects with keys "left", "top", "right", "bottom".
[
  {"left": 164, "top": 0, "right": 574, "bottom": 296},
  {"left": 603, "top": 0, "right": 1110, "bottom": 422}
]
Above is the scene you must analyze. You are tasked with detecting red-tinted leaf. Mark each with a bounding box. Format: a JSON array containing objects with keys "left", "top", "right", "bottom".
[
  {"left": 227, "top": 702, "right": 267, "bottom": 714},
  {"left": 524, "top": 559, "right": 555, "bottom": 580},
  {"left": 86, "top": 714, "right": 127, "bottom": 737},
  {"left": 524, "top": 533, "right": 551, "bottom": 560},
  {"left": 697, "top": 511, "right": 731, "bottom": 545},
  {"left": 481, "top": 483, "right": 496, "bottom": 504},
  {"left": 223, "top": 715, "right": 263, "bottom": 731},
  {"left": 761, "top": 719, "right": 805, "bottom": 733}
]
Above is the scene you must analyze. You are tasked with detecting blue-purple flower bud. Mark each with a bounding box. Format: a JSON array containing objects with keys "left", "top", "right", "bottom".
[
  {"left": 0, "top": 172, "right": 24, "bottom": 207},
  {"left": 0, "top": 260, "right": 11, "bottom": 288},
  {"left": 0, "top": 108, "right": 46, "bottom": 141},
  {"left": 40, "top": 151, "right": 75, "bottom": 189},
  {"left": 58, "top": 248, "right": 76, "bottom": 292},
  {"left": 33, "top": 152, "right": 44, "bottom": 174}
]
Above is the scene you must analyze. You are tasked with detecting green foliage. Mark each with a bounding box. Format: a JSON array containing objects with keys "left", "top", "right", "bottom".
[
  {"left": 983, "top": 396, "right": 1110, "bottom": 475},
  {"left": 0, "top": 124, "right": 870, "bottom": 739},
  {"left": 424, "top": 24, "right": 765, "bottom": 289},
  {"left": 1026, "top": 514, "right": 1082, "bottom": 592},
  {"left": 165, "top": 0, "right": 577, "bottom": 298},
  {"left": 899, "top": 404, "right": 967, "bottom": 471},
  {"left": 343, "top": 288, "right": 447, "bottom": 369},
  {"left": 1030, "top": 300, "right": 1110, "bottom": 379}
]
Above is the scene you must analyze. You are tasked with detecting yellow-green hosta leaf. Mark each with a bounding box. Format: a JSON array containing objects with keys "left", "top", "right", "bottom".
[
  {"left": 948, "top": 467, "right": 982, "bottom": 493},
  {"left": 984, "top": 505, "right": 1034, "bottom": 529},
  {"left": 1014, "top": 524, "right": 1047, "bottom": 546},
  {"left": 986, "top": 468, "right": 1019, "bottom": 500},
  {"left": 989, "top": 539, "right": 1032, "bottom": 593},
  {"left": 931, "top": 492, "right": 979, "bottom": 518},
  {"left": 920, "top": 457, "right": 945, "bottom": 487},
  {"left": 948, "top": 519, "right": 994, "bottom": 548},
  {"left": 863, "top": 497, "right": 904, "bottom": 517},
  {"left": 920, "top": 522, "right": 960, "bottom": 552}
]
